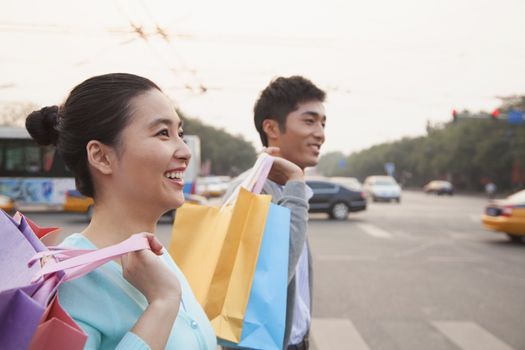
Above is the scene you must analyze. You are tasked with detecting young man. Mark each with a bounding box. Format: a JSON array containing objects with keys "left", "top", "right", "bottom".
[{"left": 225, "top": 76, "right": 326, "bottom": 349}]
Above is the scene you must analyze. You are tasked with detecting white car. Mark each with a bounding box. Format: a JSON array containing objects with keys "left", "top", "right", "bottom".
[
  {"left": 330, "top": 177, "right": 363, "bottom": 191},
  {"left": 196, "top": 176, "right": 231, "bottom": 198},
  {"left": 363, "top": 175, "right": 401, "bottom": 203}
]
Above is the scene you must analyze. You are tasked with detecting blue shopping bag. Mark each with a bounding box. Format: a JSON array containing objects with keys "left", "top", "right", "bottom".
[{"left": 220, "top": 203, "right": 290, "bottom": 350}]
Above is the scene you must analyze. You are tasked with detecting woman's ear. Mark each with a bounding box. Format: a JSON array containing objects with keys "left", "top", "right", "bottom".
[
  {"left": 262, "top": 119, "right": 280, "bottom": 143},
  {"left": 86, "top": 140, "right": 115, "bottom": 175}
]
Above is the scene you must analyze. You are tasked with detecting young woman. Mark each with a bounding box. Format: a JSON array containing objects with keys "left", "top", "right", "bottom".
[{"left": 26, "top": 73, "right": 217, "bottom": 350}]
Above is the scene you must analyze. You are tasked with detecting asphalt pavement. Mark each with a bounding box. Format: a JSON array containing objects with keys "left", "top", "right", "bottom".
[
  {"left": 308, "top": 191, "right": 524, "bottom": 350},
  {"left": 23, "top": 190, "right": 525, "bottom": 350}
]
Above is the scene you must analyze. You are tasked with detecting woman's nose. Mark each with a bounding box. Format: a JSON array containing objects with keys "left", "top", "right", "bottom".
[{"left": 175, "top": 138, "right": 192, "bottom": 163}]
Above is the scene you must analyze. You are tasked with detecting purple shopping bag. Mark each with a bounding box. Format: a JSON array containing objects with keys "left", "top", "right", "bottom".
[
  {"left": 1, "top": 209, "right": 153, "bottom": 350},
  {"left": 0, "top": 210, "right": 62, "bottom": 350}
]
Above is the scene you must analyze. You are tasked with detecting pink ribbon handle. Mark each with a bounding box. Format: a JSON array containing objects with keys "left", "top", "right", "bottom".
[
  {"left": 31, "top": 233, "right": 151, "bottom": 283},
  {"left": 251, "top": 155, "right": 274, "bottom": 194}
]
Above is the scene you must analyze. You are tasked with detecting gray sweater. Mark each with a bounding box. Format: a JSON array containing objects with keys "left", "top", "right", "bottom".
[{"left": 223, "top": 177, "right": 312, "bottom": 349}]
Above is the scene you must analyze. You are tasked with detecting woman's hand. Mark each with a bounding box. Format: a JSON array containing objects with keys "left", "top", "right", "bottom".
[
  {"left": 122, "top": 234, "right": 181, "bottom": 349},
  {"left": 121, "top": 233, "right": 181, "bottom": 305},
  {"left": 263, "top": 147, "right": 304, "bottom": 185}
]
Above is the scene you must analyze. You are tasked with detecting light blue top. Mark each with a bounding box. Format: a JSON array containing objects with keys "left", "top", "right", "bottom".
[{"left": 58, "top": 234, "right": 217, "bottom": 350}]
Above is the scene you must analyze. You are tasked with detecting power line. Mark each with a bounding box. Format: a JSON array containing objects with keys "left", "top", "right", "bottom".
[{"left": 111, "top": 0, "right": 207, "bottom": 94}]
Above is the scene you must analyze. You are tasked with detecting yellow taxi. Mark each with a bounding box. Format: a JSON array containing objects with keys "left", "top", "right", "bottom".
[
  {"left": 482, "top": 189, "right": 525, "bottom": 242},
  {"left": 0, "top": 194, "right": 15, "bottom": 213},
  {"left": 63, "top": 190, "right": 94, "bottom": 218}
]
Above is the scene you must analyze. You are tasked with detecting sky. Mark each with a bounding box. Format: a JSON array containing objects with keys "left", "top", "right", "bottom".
[{"left": 1, "top": 0, "right": 525, "bottom": 155}]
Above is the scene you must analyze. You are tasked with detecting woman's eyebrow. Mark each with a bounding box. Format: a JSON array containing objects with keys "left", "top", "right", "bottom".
[{"left": 147, "top": 118, "right": 183, "bottom": 129}]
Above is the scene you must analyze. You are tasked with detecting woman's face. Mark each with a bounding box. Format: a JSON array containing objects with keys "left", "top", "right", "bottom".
[{"left": 111, "top": 89, "right": 191, "bottom": 214}]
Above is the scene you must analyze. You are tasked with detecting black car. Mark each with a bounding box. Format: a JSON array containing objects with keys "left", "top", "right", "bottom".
[{"left": 306, "top": 179, "right": 367, "bottom": 220}]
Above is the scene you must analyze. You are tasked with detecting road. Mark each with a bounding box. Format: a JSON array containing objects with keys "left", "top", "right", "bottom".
[
  {"left": 23, "top": 191, "right": 525, "bottom": 350},
  {"left": 308, "top": 191, "right": 524, "bottom": 350}
]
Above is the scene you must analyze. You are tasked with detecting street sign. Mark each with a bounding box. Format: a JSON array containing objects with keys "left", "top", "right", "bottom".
[
  {"left": 508, "top": 110, "right": 524, "bottom": 125},
  {"left": 384, "top": 162, "right": 395, "bottom": 176}
]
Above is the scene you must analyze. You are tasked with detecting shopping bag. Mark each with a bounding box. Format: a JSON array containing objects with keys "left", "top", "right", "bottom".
[
  {"left": 231, "top": 203, "right": 290, "bottom": 350},
  {"left": 170, "top": 153, "right": 291, "bottom": 348},
  {"left": 0, "top": 209, "right": 151, "bottom": 350},
  {"left": 0, "top": 210, "right": 53, "bottom": 350},
  {"left": 170, "top": 188, "right": 271, "bottom": 342},
  {"left": 28, "top": 295, "right": 86, "bottom": 350},
  {"left": 13, "top": 211, "right": 61, "bottom": 246}
]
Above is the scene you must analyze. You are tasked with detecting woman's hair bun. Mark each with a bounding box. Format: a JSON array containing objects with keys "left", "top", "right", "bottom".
[{"left": 25, "top": 105, "right": 60, "bottom": 146}]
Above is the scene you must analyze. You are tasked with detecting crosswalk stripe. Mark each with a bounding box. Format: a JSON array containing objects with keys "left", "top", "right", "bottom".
[
  {"left": 433, "top": 321, "right": 515, "bottom": 350},
  {"left": 356, "top": 223, "right": 393, "bottom": 238},
  {"left": 311, "top": 318, "right": 370, "bottom": 350}
]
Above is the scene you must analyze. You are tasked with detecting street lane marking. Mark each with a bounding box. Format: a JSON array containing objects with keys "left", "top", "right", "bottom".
[
  {"left": 426, "top": 256, "right": 482, "bottom": 263},
  {"left": 356, "top": 223, "right": 393, "bottom": 239},
  {"left": 311, "top": 318, "right": 370, "bottom": 350},
  {"left": 433, "top": 321, "right": 515, "bottom": 350},
  {"left": 315, "top": 254, "right": 377, "bottom": 262}
]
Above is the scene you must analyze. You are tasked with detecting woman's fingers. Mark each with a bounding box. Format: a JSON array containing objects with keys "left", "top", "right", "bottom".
[{"left": 143, "top": 233, "right": 164, "bottom": 255}]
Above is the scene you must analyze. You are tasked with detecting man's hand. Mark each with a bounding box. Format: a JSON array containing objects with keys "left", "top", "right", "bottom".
[{"left": 263, "top": 147, "right": 304, "bottom": 185}]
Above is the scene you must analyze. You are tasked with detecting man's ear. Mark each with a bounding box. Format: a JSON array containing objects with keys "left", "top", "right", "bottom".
[
  {"left": 262, "top": 119, "right": 280, "bottom": 143},
  {"left": 86, "top": 140, "right": 115, "bottom": 175}
]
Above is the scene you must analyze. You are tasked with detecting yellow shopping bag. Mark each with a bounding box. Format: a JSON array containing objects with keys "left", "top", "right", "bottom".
[{"left": 169, "top": 187, "right": 271, "bottom": 343}]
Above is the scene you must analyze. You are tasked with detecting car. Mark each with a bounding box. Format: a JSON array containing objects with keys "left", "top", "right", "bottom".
[
  {"left": 63, "top": 189, "right": 95, "bottom": 219},
  {"left": 482, "top": 189, "right": 525, "bottom": 242},
  {"left": 330, "top": 177, "right": 363, "bottom": 191},
  {"left": 0, "top": 194, "right": 15, "bottom": 213},
  {"left": 196, "top": 176, "right": 231, "bottom": 198},
  {"left": 306, "top": 178, "right": 367, "bottom": 220},
  {"left": 423, "top": 180, "right": 454, "bottom": 195},
  {"left": 363, "top": 175, "right": 401, "bottom": 203}
]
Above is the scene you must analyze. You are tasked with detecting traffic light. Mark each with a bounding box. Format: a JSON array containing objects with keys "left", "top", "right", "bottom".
[
  {"left": 491, "top": 108, "right": 500, "bottom": 120},
  {"left": 452, "top": 109, "right": 458, "bottom": 122}
]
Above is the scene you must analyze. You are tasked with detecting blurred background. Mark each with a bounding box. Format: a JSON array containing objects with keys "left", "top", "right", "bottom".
[{"left": 1, "top": 1, "right": 525, "bottom": 349}]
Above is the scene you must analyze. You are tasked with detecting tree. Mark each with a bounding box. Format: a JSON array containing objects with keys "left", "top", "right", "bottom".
[
  {"left": 180, "top": 114, "right": 257, "bottom": 176},
  {"left": 317, "top": 151, "right": 346, "bottom": 176},
  {"left": 318, "top": 95, "right": 525, "bottom": 191}
]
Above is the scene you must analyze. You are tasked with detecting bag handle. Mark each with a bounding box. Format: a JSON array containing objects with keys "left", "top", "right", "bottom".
[
  {"left": 222, "top": 153, "right": 274, "bottom": 208},
  {"left": 28, "top": 247, "right": 92, "bottom": 267},
  {"left": 31, "top": 233, "right": 151, "bottom": 283}
]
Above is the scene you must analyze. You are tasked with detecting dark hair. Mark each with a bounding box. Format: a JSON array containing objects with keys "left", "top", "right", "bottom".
[
  {"left": 254, "top": 76, "right": 326, "bottom": 146},
  {"left": 26, "top": 73, "right": 161, "bottom": 198}
]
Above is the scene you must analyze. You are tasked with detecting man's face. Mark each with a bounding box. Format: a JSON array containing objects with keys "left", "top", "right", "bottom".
[{"left": 273, "top": 100, "right": 326, "bottom": 170}]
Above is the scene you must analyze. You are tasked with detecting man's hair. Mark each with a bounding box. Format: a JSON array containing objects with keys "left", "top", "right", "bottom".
[{"left": 254, "top": 76, "right": 326, "bottom": 146}]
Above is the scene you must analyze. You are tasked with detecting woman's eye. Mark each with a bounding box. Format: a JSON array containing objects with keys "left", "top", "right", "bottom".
[
  {"left": 156, "top": 129, "right": 169, "bottom": 137},
  {"left": 305, "top": 119, "right": 314, "bottom": 125}
]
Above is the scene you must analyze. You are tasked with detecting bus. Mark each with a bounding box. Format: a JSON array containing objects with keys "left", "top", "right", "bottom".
[
  {"left": 0, "top": 126, "right": 201, "bottom": 212},
  {"left": 0, "top": 127, "right": 74, "bottom": 210}
]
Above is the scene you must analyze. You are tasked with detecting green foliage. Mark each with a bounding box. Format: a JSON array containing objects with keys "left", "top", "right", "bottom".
[
  {"left": 317, "top": 97, "right": 525, "bottom": 191},
  {"left": 181, "top": 113, "right": 257, "bottom": 176},
  {"left": 317, "top": 151, "right": 346, "bottom": 176}
]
